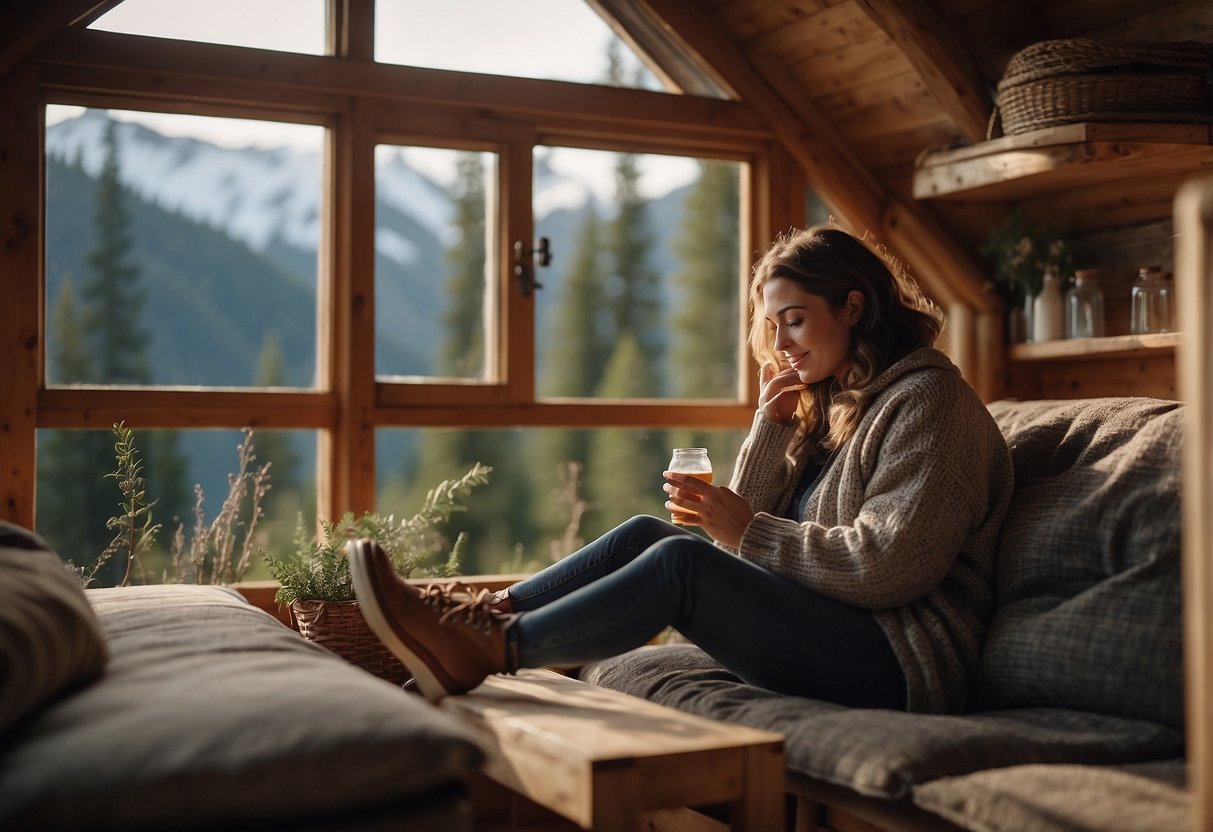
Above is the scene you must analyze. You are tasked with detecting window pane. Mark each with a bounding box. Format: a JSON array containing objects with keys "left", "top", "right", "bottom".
[
  {"left": 375, "top": 145, "right": 498, "bottom": 379},
  {"left": 534, "top": 147, "right": 743, "bottom": 400},
  {"left": 376, "top": 427, "right": 744, "bottom": 575},
  {"left": 90, "top": 0, "right": 326, "bottom": 55},
  {"left": 36, "top": 427, "right": 316, "bottom": 588},
  {"left": 375, "top": 0, "right": 662, "bottom": 90},
  {"left": 44, "top": 106, "right": 322, "bottom": 388}
]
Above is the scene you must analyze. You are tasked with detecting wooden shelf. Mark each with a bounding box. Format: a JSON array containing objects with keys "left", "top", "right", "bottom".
[
  {"left": 1009, "top": 332, "right": 1181, "bottom": 362},
  {"left": 913, "top": 123, "right": 1213, "bottom": 202}
]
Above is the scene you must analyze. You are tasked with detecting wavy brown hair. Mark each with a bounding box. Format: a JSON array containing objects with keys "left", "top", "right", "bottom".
[{"left": 747, "top": 224, "right": 944, "bottom": 459}]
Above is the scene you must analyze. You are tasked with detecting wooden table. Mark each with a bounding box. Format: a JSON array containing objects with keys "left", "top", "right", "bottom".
[{"left": 441, "top": 668, "right": 785, "bottom": 831}]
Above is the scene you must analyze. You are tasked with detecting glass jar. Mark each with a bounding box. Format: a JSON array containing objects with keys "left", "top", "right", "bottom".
[
  {"left": 667, "top": 448, "right": 713, "bottom": 526},
  {"left": 1130, "top": 266, "right": 1173, "bottom": 334},
  {"left": 1064, "top": 268, "right": 1106, "bottom": 339}
]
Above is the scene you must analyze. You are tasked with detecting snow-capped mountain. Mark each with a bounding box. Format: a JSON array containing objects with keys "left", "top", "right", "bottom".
[{"left": 45, "top": 109, "right": 466, "bottom": 268}]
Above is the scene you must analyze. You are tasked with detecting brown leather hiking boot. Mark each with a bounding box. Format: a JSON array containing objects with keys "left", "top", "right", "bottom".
[{"left": 347, "top": 538, "right": 516, "bottom": 703}]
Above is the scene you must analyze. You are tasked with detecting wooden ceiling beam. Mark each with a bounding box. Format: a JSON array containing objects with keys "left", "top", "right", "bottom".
[
  {"left": 637, "top": 0, "right": 997, "bottom": 314},
  {"left": 0, "top": 0, "right": 120, "bottom": 79},
  {"left": 856, "top": 0, "right": 994, "bottom": 144}
]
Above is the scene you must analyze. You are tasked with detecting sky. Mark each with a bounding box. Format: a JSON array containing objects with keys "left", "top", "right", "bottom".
[{"left": 49, "top": 0, "right": 698, "bottom": 198}]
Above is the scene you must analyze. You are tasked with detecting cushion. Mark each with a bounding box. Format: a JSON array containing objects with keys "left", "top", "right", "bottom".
[
  {"left": 582, "top": 644, "right": 1184, "bottom": 800},
  {"left": 0, "top": 584, "right": 486, "bottom": 831},
  {"left": 912, "top": 759, "right": 1189, "bottom": 831},
  {"left": 0, "top": 521, "right": 108, "bottom": 740},
  {"left": 976, "top": 398, "right": 1184, "bottom": 729}
]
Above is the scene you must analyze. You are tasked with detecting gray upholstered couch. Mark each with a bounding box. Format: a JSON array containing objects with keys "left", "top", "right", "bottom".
[
  {"left": 0, "top": 523, "right": 487, "bottom": 831},
  {"left": 584, "top": 396, "right": 1190, "bottom": 831}
]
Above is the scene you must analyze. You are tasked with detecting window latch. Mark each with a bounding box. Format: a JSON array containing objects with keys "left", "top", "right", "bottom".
[{"left": 513, "top": 237, "right": 551, "bottom": 297}]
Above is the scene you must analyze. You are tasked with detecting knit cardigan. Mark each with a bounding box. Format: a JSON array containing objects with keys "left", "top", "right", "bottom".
[{"left": 727, "top": 347, "right": 1014, "bottom": 714}]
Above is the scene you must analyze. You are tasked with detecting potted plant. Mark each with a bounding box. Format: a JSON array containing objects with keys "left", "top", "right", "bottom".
[
  {"left": 266, "top": 462, "right": 491, "bottom": 685},
  {"left": 982, "top": 207, "right": 1073, "bottom": 343}
]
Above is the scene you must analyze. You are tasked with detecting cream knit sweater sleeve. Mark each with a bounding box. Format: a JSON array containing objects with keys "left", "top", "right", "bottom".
[{"left": 727, "top": 349, "right": 1012, "bottom": 612}]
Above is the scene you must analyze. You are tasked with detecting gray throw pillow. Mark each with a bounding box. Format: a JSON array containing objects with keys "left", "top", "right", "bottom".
[
  {"left": 976, "top": 398, "right": 1183, "bottom": 728},
  {"left": 0, "top": 522, "right": 109, "bottom": 740}
]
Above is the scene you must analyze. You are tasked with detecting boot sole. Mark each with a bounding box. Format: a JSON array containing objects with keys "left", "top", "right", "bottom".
[{"left": 347, "top": 539, "right": 457, "bottom": 704}]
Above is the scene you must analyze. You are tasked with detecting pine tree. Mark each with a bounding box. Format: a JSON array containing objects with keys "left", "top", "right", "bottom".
[
  {"left": 251, "top": 330, "right": 302, "bottom": 492},
  {"left": 439, "top": 151, "right": 487, "bottom": 378},
  {"left": 81, "top": 119, "right": 151, "bottom": 385},
  {"left": 38, "top": 116, "right": 188, "bottom": 583},
  {"left": 37, "top": 278, "right": 114, "bottom": 572},
  {"left": 668, "top": 160, "right": 742, "bottom": 453}
]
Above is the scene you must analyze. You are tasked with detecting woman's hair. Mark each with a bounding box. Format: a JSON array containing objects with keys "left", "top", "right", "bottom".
[{"left": 747, "top": 224, "right": 944, "bottom": 457}]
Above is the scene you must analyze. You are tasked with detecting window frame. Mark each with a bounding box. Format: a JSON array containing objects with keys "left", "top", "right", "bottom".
[{"left": 8, "top": 7, "right": 799, "bottom": 528}]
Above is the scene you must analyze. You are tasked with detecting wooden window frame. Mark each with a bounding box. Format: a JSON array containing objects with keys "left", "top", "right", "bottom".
[{"left": 1, "top": 12, "right": 798, "bottom": 530}]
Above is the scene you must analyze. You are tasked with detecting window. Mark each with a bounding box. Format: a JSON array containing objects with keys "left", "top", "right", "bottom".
[
  {"left": 14, "top": 7, "right": 775, "bottom": 583},
  {"left": 89, "top": 0, "right": 326, "bottom": 55},
  {"left": 375, "top": 0, "right": 662, "bottom": 90},
  {"left": 374, "top": 144, "right": 498, "bottom": 380},
  {"left": 44, "top": 106, "right": 324, "bottom": 388},
  {"left": 535, "top": 146, "right": 743, "bottom": 400},
  {"left": 36, "top": 427, "right": 316, "bottom": 586},
  {"left": 376, "top": 426, "right": 745, "bottom": 575}
]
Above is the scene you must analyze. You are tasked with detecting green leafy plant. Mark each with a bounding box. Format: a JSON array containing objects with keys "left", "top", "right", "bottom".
[
  {"left": 981, "top": 207, "right": 1073, "bottom": 300},
  {"left": 267, "top": 462, "right": 492, "bottom": 606}
]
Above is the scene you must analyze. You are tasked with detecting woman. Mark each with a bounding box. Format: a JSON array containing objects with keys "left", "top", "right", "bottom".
[{"left": 350, "top": 225, "right": 1014, "bottom": 715}]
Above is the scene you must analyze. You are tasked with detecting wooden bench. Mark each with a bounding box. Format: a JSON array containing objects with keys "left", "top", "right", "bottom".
[{"left": 441, "top": 668, "right": 785, "bottom": 831}]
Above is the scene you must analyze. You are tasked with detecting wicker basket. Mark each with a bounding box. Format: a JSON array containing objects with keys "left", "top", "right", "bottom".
[
  {"left": 992, "top": 38, "right": 1212, "bottom": 137},
  {"left": 290, "top": 598, "right": 411, "bottom": 686}
]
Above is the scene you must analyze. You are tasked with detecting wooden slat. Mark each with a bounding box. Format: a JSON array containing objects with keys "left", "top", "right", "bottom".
[
  {"left": 35, "top": 388, "right": 338, "bottom": 428},
  {"left": 31, "top": 28, "right": 768, "bottom": 141},
  {"left": 637, "top": 0, "right": 995, "bottom": 315},
  {"left": 1020, "top": 170, "right": 1202, "bottom": 234},
  {"left": 0, "top": 0, "right": 120, "bottom": 77},
  {"left": 373, "top": 398, "right": 757, "bottom": 429},
  {"left": 319, "top": 98, "right": 377, "bottom": 520},
  {"left": 1006, "top": 352, "right": 1177, "bottom": 400},
  {"left": 1176, "top": 174, "right": 1213, "bottom": 832},
  {"left": 1008, "top": 331, "right": 1180, "bottom": 361},
  {"left": 913, "top": 123, "right": 1213, "bottom": 202},
  {"left": 0, "top": 63, "right": 40, "bottom": 528},
  {"left": 855, "top": 0, "right": 993, "bottom": 143},
  {"left": 710, "top": 0, "right": 835, "bottom": 42},
  {"left": 787, "top": 32, "right": 907, "bottom": 91},
  {"left": 745, "top": 2, "right": 874, "bottom": 64}
]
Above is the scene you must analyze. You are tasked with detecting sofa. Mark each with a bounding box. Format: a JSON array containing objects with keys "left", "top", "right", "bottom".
[
  {"left": 0, "top": 522, "right": 487, "bottom": 831},
  {"left": 583, "top": 396, "right": 1191, "bottom": 831}
]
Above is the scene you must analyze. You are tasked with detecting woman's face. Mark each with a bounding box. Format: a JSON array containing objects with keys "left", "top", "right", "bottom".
[{"left": 761, "top": 277, "right": 859, "bottom": 384}]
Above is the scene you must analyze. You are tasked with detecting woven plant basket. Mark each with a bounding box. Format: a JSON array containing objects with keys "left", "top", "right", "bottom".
[
  {"left": 992, "top": 38, "right": 1213, "bottom": 137},
  {"left": 290, "top": 598, "right": 411, "bottom": 686}
]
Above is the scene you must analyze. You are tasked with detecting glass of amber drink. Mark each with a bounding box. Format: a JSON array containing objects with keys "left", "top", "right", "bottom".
[{"left": 667, "top": 448, "right": 713, "bottom": 526}]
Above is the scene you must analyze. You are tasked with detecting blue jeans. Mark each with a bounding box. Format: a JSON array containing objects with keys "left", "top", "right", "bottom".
[{"left": 507, "top": 515, "right": 908, "bottom": 710}]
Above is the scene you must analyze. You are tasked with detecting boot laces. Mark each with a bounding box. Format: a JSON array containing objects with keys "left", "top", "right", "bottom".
[{"left": 420, "top": 581, "right": 503, "bottom": 635}]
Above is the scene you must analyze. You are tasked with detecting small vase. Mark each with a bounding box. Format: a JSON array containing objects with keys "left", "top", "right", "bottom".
[{"left": 1031, "top": 269, "right": 1064, "bottom": 343}]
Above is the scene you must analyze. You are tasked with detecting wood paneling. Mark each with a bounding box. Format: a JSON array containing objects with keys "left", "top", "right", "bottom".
[{"left": 0, "top": 63, "right": 40, "bottom": 527}]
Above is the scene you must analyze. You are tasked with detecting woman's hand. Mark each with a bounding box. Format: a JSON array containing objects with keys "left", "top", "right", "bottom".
[
  {"left": 758, "top": 362, "right": 806, "bottom": 425},
  {"left": 663, "top": 472, "right": 755, "bottom": 549}
]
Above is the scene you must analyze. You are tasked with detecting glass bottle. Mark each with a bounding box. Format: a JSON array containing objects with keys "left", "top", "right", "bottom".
[
  {"left": 667, "top": 448, "right": 713, "bottom": 526},
  {"left": 1130, "top": 266, "right": 1173, "bottom": 335},
  {"left": 1031, "top": 267, "right": 1064, "bottom": 343},
  {"left": 1064, "top": 268, "right": 1106, "bottom": 339}
]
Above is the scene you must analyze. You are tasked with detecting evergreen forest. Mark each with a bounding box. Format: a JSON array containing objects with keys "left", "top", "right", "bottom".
[{"left": 38, "top": 112, "right": 748, "bottom": 583}]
